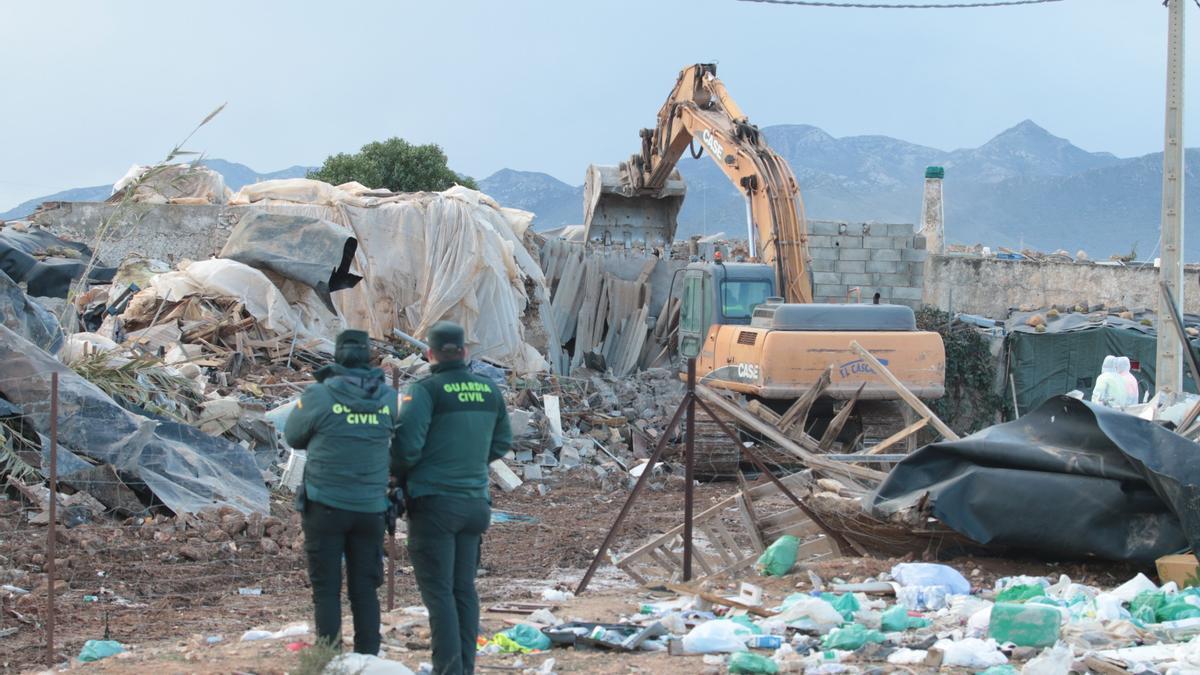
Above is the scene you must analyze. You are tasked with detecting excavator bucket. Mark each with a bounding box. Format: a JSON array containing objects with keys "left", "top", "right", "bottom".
[{"left": 582, "top": 163, "right": 686, "bottom": 248}]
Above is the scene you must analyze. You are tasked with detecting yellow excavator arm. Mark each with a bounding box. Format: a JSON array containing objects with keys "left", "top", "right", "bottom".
[{"left": 588, "top": 63, "right": 813, "bottom": 303}]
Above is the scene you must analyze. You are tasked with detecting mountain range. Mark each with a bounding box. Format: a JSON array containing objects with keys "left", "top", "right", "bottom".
[
  {"left": 480, "top": 120, "right": 1196, "bottom": 261},
  {"left": 5, "top": 123, "right": 1195, "bottom": 259}
]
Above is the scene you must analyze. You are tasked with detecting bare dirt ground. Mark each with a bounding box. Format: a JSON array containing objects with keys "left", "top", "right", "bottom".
[{"left": 2, "top": 469, "right": 1152, "bottom": 674}]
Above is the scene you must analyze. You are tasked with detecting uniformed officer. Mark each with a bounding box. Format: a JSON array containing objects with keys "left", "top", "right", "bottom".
[
  {"left": 285, "top": 329, "right": 396, "bottom": 654},
  {"left": 393, "top": 321, "right": 512, "bottom": 675}
]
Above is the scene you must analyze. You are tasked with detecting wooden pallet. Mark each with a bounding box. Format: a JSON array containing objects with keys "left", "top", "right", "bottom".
[{"left": 613, "top": 471, "right": 835, "bottom": 585}]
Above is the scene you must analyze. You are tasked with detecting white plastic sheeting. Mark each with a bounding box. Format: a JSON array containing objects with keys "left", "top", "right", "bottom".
[
  {"left": 113, "top": 163, "right": 231, "bottom": 205},
  {"left": 144, "top": 258, "right": 340, "bottom": 351},
  {"left": 227, "top": 179, "right": 554, "bottom": 373}
]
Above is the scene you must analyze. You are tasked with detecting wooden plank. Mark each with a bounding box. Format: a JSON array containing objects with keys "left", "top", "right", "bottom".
[
  {"left": 695, "top": 384, "right": 888, "bottom": 483},
  {"left": 666, "top": 584, "right": 776, "bottom": 617},
  {"left": 864, "top": 418, "right": 928, "bottom": 456},
  {"left": 818, "top": 383, "right": 864, "bottom": 451},
  {"left": 708, "top": 519, "right": 745, "bottom": 567},
  {"left": 849, "top": 341, "right": 960, "bottom": 441},
  {"left": 698, "top": 523, "right": 737, "bottom": 567},
  {"left": 779, "top": 365, "right": 832, "bottom": 434},
  {"left": 734, "top": 494, "right": 766, "bottom": 553},
  {"left": 746, "top": 400, "right": 782, "bottom": 426},
  {"left": 617, "top": 562, "right": 649, "bottom": 586},
  {"left": 796, "top": 537, "right": 835, "bottom": 559}
]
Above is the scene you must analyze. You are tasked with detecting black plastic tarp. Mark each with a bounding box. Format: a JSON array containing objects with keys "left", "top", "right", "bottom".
[
  {"left": 868, "top": 395, "right": 1200, "bottom": 562},
  {"left": 218, "top": 210, "right": 360, "bottom": 312},
  {"left": 0, "top": 269, "right": 62, "bottom": 353},
  {"left": 0, "top": 228, "right": 116, "bottom": 298},
  {"left": 0, "top": 323, "right": 268, "bottom": 514}
]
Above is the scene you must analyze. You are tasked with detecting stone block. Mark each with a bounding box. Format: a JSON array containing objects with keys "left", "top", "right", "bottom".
[
  {"left": 814, "top": 284, "right": 848, "bottom": 298},
  {"left": 813, "top": 272, "right": 842, "bottom": 285},
  {"left": 865, "top": 260, "right": 899, "bottom": 274},
  {"left": 833, "top": 235, "right": 863, "bottom": 249},
  {"left": 879, "top": 273, "right": 913, "bottom": 287},
  {"left": 811, "top": 247, "right": 840, "bottom": 261},
  {"left": 902, "top": 248, "right": 928, "bottom": 263},
  {"left": 809, "top": 220, "right": 844, "bottom": 236},
  {"left": 838, "top": 248, "right": 871, "bottom": 261},
  {"left": 892, "top": 236, "right": 914, "bottom": 249},
  {"left": 863, "top": 236, "right": 893, "bottom": 249},
  {"left": 835, "top": 260, "right": 866, "bottom": 274},
  {"left": 871, "top": 248, "right": 902, "bottom": 262},
  {"left": 887, "top": 223, "right": 915, "bottom": 237},
  {"left": 892, "top": 286, "right": 924, "bottom": 300},
  {"left": 913, "top": 235, "right": 927, "bottom": 250},
  {"left": 808, "top": 235, "right": 833, "bottom": 248},
  {"left": 809, "top": 258, "right": 837, "bottom": 273},
  {"left": 842, "top": 273, "right": 874, "bottom": 286}
]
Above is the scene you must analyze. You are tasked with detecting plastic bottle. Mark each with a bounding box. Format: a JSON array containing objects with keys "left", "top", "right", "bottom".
[{"left": 987, "top": 602, "right": 1061, "bottom": 648}]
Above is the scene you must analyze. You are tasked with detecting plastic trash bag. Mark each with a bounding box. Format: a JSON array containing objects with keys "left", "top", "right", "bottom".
[
  {"left": 820, "top": 623, "right": 885, "bottom": 650},
  {"left": 1021, "top": 642, "right": 1073, "bottom": 675},
  {"left": 500, "top": 624, "right": 551, "bottom": 652},
  {"left": 880, "top": 604, "right": 931, "bottom": 632},
  {"left": 891, "top": 562, "right": 971, "bottom": 594},
  {"left": 728, "top": 651, "right": 780, "bottom": 674},
  {"left": 78, "top": 640, "right": 124, "bottom": 662},
  {"left": 774, "top": 594, "right": 844, "bottom": 633},
  {"left": 997, "top": 584, "right": 1047, "bottom": 603},
  {"left": 324, "top": 653, "right": 415, "bottom": 675},
  {"left": 933, "top": 637, "right": 1008, "bottom": 669},
  {"left": 820, "top": 592, "right": 860, "bottom": 621},
  {"left": 988, "top": 603, "right": 1061, "bottom": 648},
  {"left": 756, "top": 535, "right": 800, "bottom": 577},
  {"left": 682, "top": 619, "right": 753, "bottom": 653}
]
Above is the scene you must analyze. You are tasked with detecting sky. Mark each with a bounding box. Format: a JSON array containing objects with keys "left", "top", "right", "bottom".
[{"left": 0, "top": 0, "right": 1188, "bottom": 208}]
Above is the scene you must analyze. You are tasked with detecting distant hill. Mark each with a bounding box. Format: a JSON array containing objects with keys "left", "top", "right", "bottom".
[
  {"left": 0, "top": 159, "right": 312, "bottom": 221},
  {"left": 479, "top": 120, "right": 1199, "bottom": 260}
]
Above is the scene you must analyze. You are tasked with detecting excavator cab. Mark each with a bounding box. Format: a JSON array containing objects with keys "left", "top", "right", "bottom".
[{"left": 678, "top": 261, "right": 775, "bottom": 359}]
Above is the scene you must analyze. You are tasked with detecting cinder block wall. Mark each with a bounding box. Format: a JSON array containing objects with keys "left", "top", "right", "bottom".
[{"left": 807, "top": 220, "right": 926, "bottom": 308}]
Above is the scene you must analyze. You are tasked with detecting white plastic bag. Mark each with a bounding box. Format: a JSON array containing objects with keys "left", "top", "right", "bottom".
[
  {"left": 774, "top": 595, "right": 845, "bottom": 633},
  {"left": 1021, "top": 642, "right": 1073, "bottom": 675},
  {"left": 681, "top": 619, "right": 752, "bottom": 653},
  {"left": 891, "top": 563, "right": 971, "bottom": 595},
  {"left": 933, "top": 637, "right": 1007, "bottom": 669},
  {"left": 887, "top": 648, "right": 928, "bottom": 665}
]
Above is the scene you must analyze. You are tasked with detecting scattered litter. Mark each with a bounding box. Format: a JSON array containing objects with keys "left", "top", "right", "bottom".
[
  {"left": 325, "top": 653, "right": 415, "bottom": 675},
  {"left": 239, "top": 622, "right": 309, "bottom": 641}
]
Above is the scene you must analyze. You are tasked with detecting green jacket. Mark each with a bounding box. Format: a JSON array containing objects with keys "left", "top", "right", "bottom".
[
  {"left": 285, "top": 363, "right": 397, "bottom": 513},
  {"left": 392, "top": 360, "right": 512, "bottom": 500}
]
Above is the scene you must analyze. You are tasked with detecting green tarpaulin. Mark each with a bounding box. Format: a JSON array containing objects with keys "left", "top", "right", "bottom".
[{"left": 1006, "top": 328, "right": 1200, "bottom": 415}]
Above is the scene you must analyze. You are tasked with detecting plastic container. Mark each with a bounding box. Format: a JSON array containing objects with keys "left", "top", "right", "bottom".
[
  {"left": 987, "top": 602, "right": 1061, "bottom": 648},
  {"left": 746, "top": 635, "right": 783, "bottom": 649}
]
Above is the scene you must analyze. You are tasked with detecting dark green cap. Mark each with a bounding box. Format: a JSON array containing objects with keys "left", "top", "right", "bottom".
[
  {"left": 428, "top": 321, "right": 465, "bottom": 359},
  {"left": 925, "top": 166, "right": 945, "bottom": 179},
  {"left": 335, "top": 329, "right": 371, "bottom": 368}
]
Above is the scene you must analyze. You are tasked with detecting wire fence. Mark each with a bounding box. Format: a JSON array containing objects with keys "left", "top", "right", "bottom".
[{"left": 0, "top": 369, "right": 319, "bottom": 667}]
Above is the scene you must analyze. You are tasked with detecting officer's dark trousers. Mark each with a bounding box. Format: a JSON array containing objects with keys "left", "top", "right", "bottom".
[
  {"left": 408, "top": 496, "right": 491, "bottom": 675},
  {"left": 302, "top": 499, "right": 385, "bottom": 654}
]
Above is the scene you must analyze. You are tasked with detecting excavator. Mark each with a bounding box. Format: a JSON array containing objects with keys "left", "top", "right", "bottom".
[{"left": 581, "top": 64, "right": 946, "bottom": 463}]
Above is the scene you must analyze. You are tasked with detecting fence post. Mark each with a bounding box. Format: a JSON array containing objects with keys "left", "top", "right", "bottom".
[{"left": 45, "top": 372, "right": 58, "bottom": 666}]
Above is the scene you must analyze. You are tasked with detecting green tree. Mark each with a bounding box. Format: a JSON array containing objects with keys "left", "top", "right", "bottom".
[{"left": 307, "top": 137, "right": 477, "bottom": 192}]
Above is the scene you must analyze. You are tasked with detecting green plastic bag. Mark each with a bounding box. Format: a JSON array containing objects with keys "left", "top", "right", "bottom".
[
  {"left": 821, "top": 623, "right": 885, "bottom": 650},
  {"left": 880, "top": 604, "right": 931, "bottom": 632},
  {"left": 729, "top": 651, "right": 780, "bottom": 674},
  {"left": 756, "top": 536, "right": 800, "bottom": 577},
  {"left": 78, "top": 640, "right": 124, "bottom": 662},
  {"left": 996, "top": 584, "right": 1046, "bottom": 603},
  {"left": 987, "top": 602, "right": 1060, "bottom": 648},
  {"left": 820, "top": 592, "right": 861, "bottom": 621},
  {"left": 1157, "top": 600, "right": 1200, "bottom": 622},
  {"left": 730, "top": 614, "right": 764, "bottom": 634},
  {"left": 978, "top": 666, "right": 1018, "bottom": 675},
  {"left": 1130, "top": 590, "right": 1166, "bottom": 625},
  {"left": 500, "top": 624, "right": 551, "bottom": 652}
]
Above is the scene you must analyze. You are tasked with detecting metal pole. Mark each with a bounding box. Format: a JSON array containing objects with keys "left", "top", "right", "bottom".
[
  {"left": 387, "top": 368, "right": 399, "bottom": 612},
  {"left": 576, "top": 395, "right": 690, "bottom": 595},
  {"left": 1158, "top": 0, "right": 1187, "bottom": 399},
  {"left": 682, "top": 359, "right": 697, "bottom": 582},
  {"left": 45, "top": 372, "right": 58, "bottom": 666}
]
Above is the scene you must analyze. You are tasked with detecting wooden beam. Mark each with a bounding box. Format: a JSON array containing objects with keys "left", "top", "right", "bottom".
[
  {"left": 778, "top": 365, "right": 832, "bottom": 434},
  {"left": 694, "top": 384, "right": 888, "bottom": 483},
  {"left": 665, "top": 584, "right": 777, "bottom": 617},
  {"left": 849, "top": 341, "right": 959, "bottom": 441},
  {"left": 818, "top": 383, "right": 864, "bottom": 451},
  {"left": 864, "top": 418, "right": 928, "bottom": 457}
]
